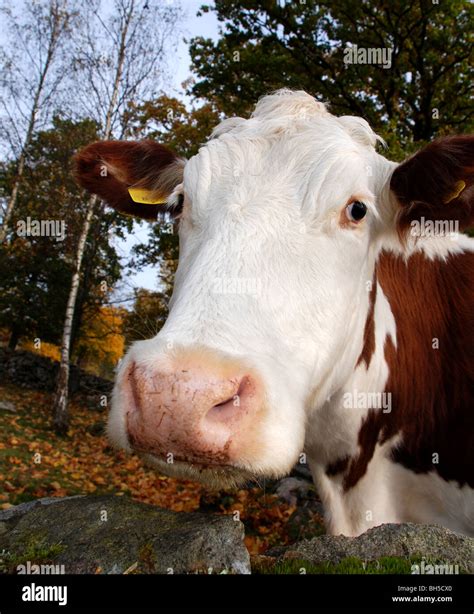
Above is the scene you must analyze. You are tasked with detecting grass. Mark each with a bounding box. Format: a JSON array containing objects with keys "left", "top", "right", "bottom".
[
  {"left": 253, "top": 556, "right": 424, "bottom": 575},
  {"left": 0, "top": 539, "right": 65, "bottom": 574}
]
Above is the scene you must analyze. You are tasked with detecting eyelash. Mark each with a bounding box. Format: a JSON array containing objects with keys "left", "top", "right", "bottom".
[{"left": 167, "top": 193, "right": 184, "bottom": 218}]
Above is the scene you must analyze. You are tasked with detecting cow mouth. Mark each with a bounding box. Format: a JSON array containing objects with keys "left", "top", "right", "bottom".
[{"left": 140, "top": 452, "right": 254, "bottom": 488}]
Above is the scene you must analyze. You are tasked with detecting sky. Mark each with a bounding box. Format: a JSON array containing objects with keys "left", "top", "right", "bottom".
[
  {"left": 174, "top": 1, "right": 220, "bottom": 100},
  {"left": 115, "top": 0, "right": 219, "bottom": 299}
]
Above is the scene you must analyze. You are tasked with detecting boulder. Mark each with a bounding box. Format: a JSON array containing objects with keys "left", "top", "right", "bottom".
[
  {"left": 273, "top": 476, "right": 325, "bottom": 542},
  {"left": 0, "top": 495, "right": 251, "bottom": 575},
  {"left": 274, "top": 477, "right": 313, "bottom": 506},
  {"left": 282, "top": 523, "right": 473, "bottom": 573},
  {"left": 290, "top": 462, "right": 313, "bottom": 481}
]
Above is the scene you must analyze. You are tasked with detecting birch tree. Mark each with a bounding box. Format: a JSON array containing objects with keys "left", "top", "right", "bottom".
[
  {"left": 53, "top": 0, "right": 182, "bottom": 434},
  {"left": 0, "top": 0, "right": 77, "bottom": 243}
]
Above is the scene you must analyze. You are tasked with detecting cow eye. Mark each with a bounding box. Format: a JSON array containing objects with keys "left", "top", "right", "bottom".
[
  {"left": 168, "top": 193, "right": 184, "bottom": 218},
  {"left": 346, "top": 201, "right": 367, "bottom": 222}
]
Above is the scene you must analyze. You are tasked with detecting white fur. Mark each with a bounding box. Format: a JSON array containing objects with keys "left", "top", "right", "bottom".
[{"left": 110, "top": 90, "right": 474, "bottom": 535}]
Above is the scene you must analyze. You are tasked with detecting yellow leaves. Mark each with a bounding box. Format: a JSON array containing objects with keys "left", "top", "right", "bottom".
[
  {"left": 0, "top": 503, "right": 13, "bottom": 510},
  {"left": 18, "top": 310, "right": 125, "bottom": 376},
  {"left": 75, "top": 306, "right": 126, "bottom": 375},
  {"left": 21, "top": 341, "right": 61, "bottom": 362},
  {"left": 48, "top": 456, "right": 68, "bottom": 468}
]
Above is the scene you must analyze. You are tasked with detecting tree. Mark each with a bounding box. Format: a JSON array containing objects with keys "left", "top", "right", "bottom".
[
  {"left": 123, "top": 288, "right": 168, "bottom": 348},
  {"left": 125, "top": 94, "right": 221, "bottom": 158},
  {"left": 53, "top": 0, "right": 183, "bottom": 434},
  {"left": 74, "top": 305, "right": 126, "bottom": 378},
  {"left": 0, "top": 0, "right": 78, "bottom": 243},
  {"left": 0, "top": 116, "right": 124, "bottom": 351},
  {"left": 189, "top": 0, "right": 473, "bottom": 150},
  {"left": 123, "top": 94, "right": 221, "bottom": 310}
]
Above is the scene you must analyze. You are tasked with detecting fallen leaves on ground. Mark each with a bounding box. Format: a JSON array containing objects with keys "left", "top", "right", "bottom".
[{"left": 0, "top": 383, "right": 304, "bottom": 554}]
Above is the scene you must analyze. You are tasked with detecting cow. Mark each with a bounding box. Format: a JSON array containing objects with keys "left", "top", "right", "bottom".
[{"left": 75, "top": 90, "right": 473, "bottom": 537}]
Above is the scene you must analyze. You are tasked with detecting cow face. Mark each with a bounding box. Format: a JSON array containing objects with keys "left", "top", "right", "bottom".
[{"left": 75, "top": 90, "right": 473, "bottom": 487}]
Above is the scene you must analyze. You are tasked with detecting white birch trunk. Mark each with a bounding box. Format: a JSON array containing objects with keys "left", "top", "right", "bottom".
[
  {"left": 0, "top": 7, "right": 63, "bottom": 244},
  {"left": 52, "top": 4, "right": 133, "bottom": 433},
  {"left": 52, "top": 195, "right": 96, "bottom": 432}
]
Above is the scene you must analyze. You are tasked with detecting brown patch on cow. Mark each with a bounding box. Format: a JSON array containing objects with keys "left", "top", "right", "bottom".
[
  {"left": 325, "top": 455, "right": 350, "bottom": 477},
  {"left": 356, "top": 272, "right": 377, "bottom": 368},
  {"left": 342, "top": 249, "right": 474, "bottom": 491},
  {"left": 74, "top": 140, "right": 183, "bottom": 220},
  {"left": 342, "top": 409, "right": 382, "bottom": 490},
  {"left": 390, "top": 135, "right": 474, "bottom": 236}
]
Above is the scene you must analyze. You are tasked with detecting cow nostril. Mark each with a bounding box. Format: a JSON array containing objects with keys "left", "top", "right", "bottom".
[
  {"left": 236, "top": 375, "right": 251, "bottom": 397},
  {"left": 206, "top": 396, "right": 238, "bottom": 423},
  {"left": 204, "top": 376, "right": 253, "bottom": 425},
  {"left": 128, "top": 362, "right": 143, "bottom": 413},
  {"left": 214, "top": 394, "right": 236, "bottom": 409},
  {"left": 122, "top": 354, "right": 263, "bottom": 462},
  {"left": 214, "top": 375, "right": 251, "bottom": 409}
]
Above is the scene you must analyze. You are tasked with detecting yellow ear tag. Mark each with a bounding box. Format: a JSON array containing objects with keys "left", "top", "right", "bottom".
[
  {"left": 443, "top": 180, "right": 466, "bottom": 204},
  {"left": 128, "top": 188, "right": 167, "bottom": 205}
]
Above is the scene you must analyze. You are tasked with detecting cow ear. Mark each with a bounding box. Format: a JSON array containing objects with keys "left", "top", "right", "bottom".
[
  {"left": 390, "top": 135, "right": 474, "bottom": 236},
  {"left": 74, "top": 140, "right": 184, "bottom": 220}
]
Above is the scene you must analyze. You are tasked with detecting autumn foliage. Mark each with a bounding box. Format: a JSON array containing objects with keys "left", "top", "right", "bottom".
[{"left": 0, "top": 382, "right": 322, "bottom": 555}]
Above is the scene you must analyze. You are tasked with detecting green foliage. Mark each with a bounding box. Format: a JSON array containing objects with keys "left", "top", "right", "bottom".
[
  {"left": 123, "top": 94, "right": 223, "bottom": 302},
  {"left": 0, "top": 117, "right": 128, "bottom": 351},
  {"left": 125, "top": 94, "right": 221, "bottom": 158},
  {"left": 130, "top": 215, "right": 179, "bottom": 304},
  {"left": 190, "top": 0, "right": 473, "bottom": 150}
]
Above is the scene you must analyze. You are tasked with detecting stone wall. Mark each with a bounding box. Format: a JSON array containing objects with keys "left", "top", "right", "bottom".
[{"left": 0, "top": 348, "right": 113, "bottom": 396}]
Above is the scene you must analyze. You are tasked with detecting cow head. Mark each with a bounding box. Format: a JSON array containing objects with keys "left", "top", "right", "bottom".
[{"left": 75, "top": 90, "right": 473, "bottom": 487}]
